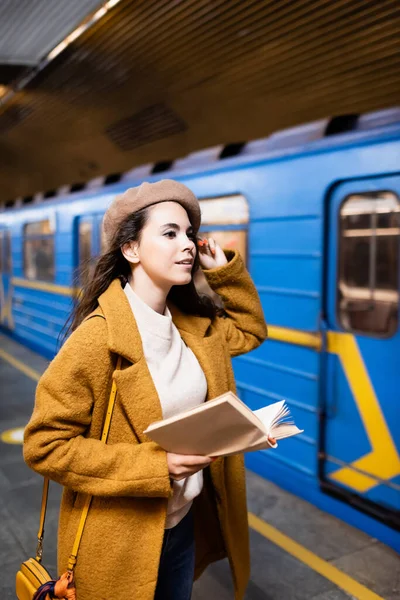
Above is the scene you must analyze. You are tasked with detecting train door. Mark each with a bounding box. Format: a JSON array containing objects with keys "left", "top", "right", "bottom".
[
  {"left": 322, "top": 175, "right": 400, "bottom": 528},
  {"left": 75, "top": 214, "right": 103, "bottom": 286},
  {"left": 0, "top": 227, "right": 13, "bottom": 329}
]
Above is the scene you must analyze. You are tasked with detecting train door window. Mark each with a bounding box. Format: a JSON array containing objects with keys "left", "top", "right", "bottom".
[
  {"left": 77, "top": 214, "right": 105, "bottom": 286},
  {"left": 99, "top": 217, "right": 107, "bottom": 254},
  {"left": 4, "top": 229, "right": 12, "bottom": 273},
  {"left": 0, "top": 229, "right": 12, "bottom": 274},
  {"left": 79, "top": 220, "right": 94, "bottom": 286},
  {"left": 338, "top": 191, "right": 399, "bottom": 336},
  {"left": 24, "top": 220, "right": 55, "bottom": 282}
]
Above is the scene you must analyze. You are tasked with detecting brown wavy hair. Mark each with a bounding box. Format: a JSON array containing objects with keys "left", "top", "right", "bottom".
[{"left": 60, "top": 206, "right": 219, "bottom": 346}]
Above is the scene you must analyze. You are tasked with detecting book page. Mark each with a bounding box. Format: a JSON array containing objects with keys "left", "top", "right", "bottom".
[
  {"left": 272, "top": 423, "right": 304, "bottom": 440},
  {"left": 253, "top": 400, "right": 286, "bottom": 433},
  {"left": 253, "top": 400, "right": 303, "bottom": 441}
]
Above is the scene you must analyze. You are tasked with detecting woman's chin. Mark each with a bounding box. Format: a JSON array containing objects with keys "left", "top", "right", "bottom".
[{"left": 171, "top": 273, "right": 193, "bottom": 286}]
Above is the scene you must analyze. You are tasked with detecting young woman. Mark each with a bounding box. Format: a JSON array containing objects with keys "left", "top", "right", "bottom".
[{"left": 24, "top": 179, "right": 271, "bottom": 600}]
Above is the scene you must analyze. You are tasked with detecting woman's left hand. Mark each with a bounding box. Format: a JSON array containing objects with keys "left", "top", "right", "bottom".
[{"left": 198, "top": 237, "right": 228, "bottom": 270}]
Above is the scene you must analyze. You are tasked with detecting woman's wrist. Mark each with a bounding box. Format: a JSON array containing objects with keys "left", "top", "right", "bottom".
[{"left": 202, "top": 249, "right": 240, "bottom": 278}]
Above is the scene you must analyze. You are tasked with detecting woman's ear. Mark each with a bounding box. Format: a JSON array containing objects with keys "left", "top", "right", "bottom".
[{"left": 121, "top": 241, "right": 140, "bottom": 264}]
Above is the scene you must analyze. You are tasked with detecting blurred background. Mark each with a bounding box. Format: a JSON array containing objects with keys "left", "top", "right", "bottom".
[{"left": 1, "top": 2, "right": 399, "bottom": 599}]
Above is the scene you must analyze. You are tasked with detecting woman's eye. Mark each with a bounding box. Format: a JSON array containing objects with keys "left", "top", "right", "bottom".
[{"left": 164, "top": 231, "right": 176, "bottom": 238}]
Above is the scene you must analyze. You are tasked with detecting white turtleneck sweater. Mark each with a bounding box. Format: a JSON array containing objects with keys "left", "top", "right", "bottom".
[{"left": 124, "top": 282, "right": 208, "bottom": 529}]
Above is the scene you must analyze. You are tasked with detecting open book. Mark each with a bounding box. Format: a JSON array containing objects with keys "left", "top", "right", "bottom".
[{"left": 143, "top": 391, "right": 303, "bottom": 457}]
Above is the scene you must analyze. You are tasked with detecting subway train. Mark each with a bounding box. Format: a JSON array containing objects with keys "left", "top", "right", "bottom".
[{"left": 1, "top": 107, "right": 399, "bottom": 552}]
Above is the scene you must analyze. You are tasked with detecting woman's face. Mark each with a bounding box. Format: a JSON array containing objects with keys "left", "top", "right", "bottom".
[{"left": 123, "top": 201, "right": 197, "bottom": 290}]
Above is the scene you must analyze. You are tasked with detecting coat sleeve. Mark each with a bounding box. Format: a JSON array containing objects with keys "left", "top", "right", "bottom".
[
  {"left": 203, "top": 250, "right": 268, "bottom": 357},
  {"left": 23, "top": 316, "right": 172, "bottom": 499}
]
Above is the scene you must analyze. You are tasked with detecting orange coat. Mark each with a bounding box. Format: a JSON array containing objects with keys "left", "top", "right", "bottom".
[{"left": 24, "top": 250, "right": 268, "bottom": 600}]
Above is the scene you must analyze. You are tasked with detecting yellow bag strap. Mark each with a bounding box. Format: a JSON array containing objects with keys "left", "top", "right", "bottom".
[
  {"left": 36, "top": 355, "right": 122, "bottom": 571},
  {"left": 35, "top": 477, "right": 49, "bottom": 560}
]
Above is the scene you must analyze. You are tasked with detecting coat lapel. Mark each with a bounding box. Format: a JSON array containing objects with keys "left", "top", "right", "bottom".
[
  {"left": 98, "top": 280, "right": 161, "bottom": 441},
  {"left": 98, "top": 279, "right": 143, "bottom": 364},
  {"left": 113, "top": 360, "right": 162, "bottom": 443}
]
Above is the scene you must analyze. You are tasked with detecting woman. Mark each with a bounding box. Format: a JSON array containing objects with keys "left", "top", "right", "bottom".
[{"left": 24, "top": 179, "right": 271, "bottom": 600}]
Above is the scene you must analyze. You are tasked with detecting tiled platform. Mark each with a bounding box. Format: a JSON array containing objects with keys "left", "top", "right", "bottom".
[{"left": 1, "top": 332, "right": 399, "bottom": 599}]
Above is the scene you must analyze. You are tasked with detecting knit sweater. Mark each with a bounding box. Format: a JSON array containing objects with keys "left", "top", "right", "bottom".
[{"left": 124, "top": 282, "right": 208, "bottom": 528}]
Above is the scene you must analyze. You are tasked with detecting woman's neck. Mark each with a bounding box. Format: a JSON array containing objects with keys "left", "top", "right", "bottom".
[{"left": 128, "top": 269, "right": 169, "bottom": 314}]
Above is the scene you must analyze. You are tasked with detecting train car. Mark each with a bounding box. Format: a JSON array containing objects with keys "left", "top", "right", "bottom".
[{"left": 1, "top": 107, "right": 399, "bottom": 552}]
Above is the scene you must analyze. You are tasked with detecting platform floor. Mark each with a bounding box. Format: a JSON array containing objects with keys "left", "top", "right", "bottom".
[{"left": 1, "top": 332, "right": 399, "bottom": 600}]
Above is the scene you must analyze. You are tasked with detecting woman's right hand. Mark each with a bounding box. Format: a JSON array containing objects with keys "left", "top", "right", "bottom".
[{"left": 167, "top": 452, "right": 214, "bottom": 481}]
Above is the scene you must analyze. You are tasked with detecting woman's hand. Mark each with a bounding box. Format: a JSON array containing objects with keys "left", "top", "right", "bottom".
[
  {"left": 167, "top": 452, "right": 214, "bottom": 481},
  {"left": 197, "top": 237, "right": 228, "bottom": 270}
]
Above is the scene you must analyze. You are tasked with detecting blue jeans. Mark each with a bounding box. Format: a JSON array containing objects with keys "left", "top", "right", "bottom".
[{"left": 154, "top": 508, "right": 195, "bottom": 600}]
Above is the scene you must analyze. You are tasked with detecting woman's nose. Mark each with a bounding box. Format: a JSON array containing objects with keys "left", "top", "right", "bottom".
[{"left": 182, "top": 235, "right": 195, "bottom": 252}]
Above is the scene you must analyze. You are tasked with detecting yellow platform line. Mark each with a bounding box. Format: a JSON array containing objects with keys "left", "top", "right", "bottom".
[
  {"left": 248, "top": 512, "right": 383, "bottom": 600},
  {"left": 0, "top": 347, "right": 41, "bottom": 382}
]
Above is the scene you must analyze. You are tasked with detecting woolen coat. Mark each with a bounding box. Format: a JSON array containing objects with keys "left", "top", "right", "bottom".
[{"left": 24, "top": 250, "right": 268, "bottom": 600}]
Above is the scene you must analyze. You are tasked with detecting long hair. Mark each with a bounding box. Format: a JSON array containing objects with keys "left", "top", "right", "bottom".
[{"left": 60, "top": 207, "right": 219, "bottom": 346}]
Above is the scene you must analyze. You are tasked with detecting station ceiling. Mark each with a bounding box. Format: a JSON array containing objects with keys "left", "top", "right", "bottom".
[{"left": 0, "top": 0, "right": 399, "bottom": 204}]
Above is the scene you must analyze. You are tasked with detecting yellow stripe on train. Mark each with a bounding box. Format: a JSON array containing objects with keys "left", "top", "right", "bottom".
[{"left": 326, "top": 332, "right": 400, "bottom": 492}]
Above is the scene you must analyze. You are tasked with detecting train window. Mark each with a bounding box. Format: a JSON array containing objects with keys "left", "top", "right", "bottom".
[
  {"left": 199, "top": 229, "right": 247, "bottom": 263},
  {"left": 199, "top": 195, "right": 248, "bottom": 263},
  {"left": 195, "top": 195, "right": 249, "bottom": 301},
  {"left": 338, "top": 192, "right": 400, "bottom": 336},
  {"left": 199, "top": 195, "right": 249, "bottom": 226},
  {"left": 23, "top": 220, "right": 55, "bottom": 282}
]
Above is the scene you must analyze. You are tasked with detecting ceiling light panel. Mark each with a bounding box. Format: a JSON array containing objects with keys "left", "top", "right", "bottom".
[{"left": 0, "top": 0, "right": 105, "bottom": 66}]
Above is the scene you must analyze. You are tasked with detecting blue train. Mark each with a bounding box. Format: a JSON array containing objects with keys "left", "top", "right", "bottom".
[{"left": 1, "top": 107, "right": 399, "bottom": 552}]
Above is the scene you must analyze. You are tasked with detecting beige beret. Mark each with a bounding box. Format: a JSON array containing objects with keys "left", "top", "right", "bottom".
[{"left": 102, "top": 179, "right": 201, "bottom": 246}]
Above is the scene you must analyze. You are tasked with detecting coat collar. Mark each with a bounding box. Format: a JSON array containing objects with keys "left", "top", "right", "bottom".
[{"left": 97, "top": 279, "right": 211, "bottom": 363}]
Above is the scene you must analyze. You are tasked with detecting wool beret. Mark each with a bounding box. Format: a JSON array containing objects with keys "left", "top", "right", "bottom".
[{"left": 102, "top": 179, "right": 201, "bottom": 246}]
